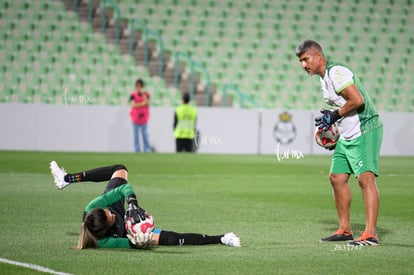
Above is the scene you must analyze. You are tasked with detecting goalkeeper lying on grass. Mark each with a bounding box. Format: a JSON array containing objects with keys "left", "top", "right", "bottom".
[{"left": 50, "top": 161, "right": 240, "bottom": 249}]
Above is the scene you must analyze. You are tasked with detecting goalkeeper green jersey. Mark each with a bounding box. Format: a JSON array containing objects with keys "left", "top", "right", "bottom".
[
  {"left": 320, "top": 60, "right": 382, "bottom": 140},
  {"left": 84, "top": 183, "right": 134, "bottom": 213},
  {"left": 84, "top": 183, "right": 134, "bottom": 249}
]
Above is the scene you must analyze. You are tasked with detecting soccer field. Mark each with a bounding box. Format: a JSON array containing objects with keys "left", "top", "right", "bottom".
[{"left": 0, "top": 151, "right": 413, "bottom": 274}]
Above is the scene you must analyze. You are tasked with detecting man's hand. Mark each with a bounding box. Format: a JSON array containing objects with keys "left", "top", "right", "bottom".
[{"left": 315, "top": 109, "right": 341, "bottom": 131}]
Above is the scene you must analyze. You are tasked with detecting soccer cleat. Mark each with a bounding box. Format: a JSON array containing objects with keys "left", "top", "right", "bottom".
[
  {"left": 320, "top": 229, "right": 354, "bottom": 242},
  {"left": 348, "top": 232, "right": 379, "bottom": 246},
  {"left": 221, "top": 232, "right": 241, "bottom": 247},
  {"left": 49, "top": 160, "right": 70, "bottom": 190}
]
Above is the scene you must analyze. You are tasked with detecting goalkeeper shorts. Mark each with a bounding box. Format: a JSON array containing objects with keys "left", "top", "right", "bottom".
[{"left": 330, "top": 126, "right": 383, "bottom": 177}]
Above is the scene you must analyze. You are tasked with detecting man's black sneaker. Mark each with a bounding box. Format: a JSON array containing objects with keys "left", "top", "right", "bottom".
[
  {"left": 320, "top": 229, "right": 354, "bottom": 242},
  {"left": 348, "top": 232, "right": 379, "bottom": 246}
]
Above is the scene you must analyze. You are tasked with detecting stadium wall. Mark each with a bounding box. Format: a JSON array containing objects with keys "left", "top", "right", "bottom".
[{"left": 0, "top": 103, "right": 413, "bottom": 156}]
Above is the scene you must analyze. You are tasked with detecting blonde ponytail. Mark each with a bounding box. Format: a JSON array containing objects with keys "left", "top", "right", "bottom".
[
  {"left": 73, "top": 208, "right": 109, "bottom": 249},
  {"left": 76, "top": 222, "right": 98, "bottom": 249}
]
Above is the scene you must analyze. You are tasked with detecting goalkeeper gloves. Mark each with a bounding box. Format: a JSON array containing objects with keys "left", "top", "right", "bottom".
[
  {"left": 127, "top": 232, "right": 153, "bottom": 248},
  {"left": 315, "top": 109, "right": 341, "bottom": 131},
  {"left": 126, "top": 194, "right": 149, "bottom": 224}
]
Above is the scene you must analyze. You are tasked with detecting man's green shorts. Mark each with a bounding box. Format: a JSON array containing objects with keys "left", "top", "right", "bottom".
[{"left": 330, "top": 126, "right": 383, "bottom": 177}]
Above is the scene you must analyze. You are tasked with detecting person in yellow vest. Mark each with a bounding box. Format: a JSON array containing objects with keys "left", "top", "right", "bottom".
[{"left": 173, "top": 93, "right": 197, "bottom": 152}]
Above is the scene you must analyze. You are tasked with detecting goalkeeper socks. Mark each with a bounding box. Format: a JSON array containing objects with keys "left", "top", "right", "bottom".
[
  {"left": 64, "top": 173, "right": 84, "bottom": 183},
  {"left": 158, "top": 231, "right": 222, "bottom": 246},
  {"left": 64, "top": 164, "right": 127, "bottom": 183}
]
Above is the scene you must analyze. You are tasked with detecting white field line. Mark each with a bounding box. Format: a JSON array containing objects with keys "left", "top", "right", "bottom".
[{"left": 0, "top": 257, "right": 74, "bottom": 275}]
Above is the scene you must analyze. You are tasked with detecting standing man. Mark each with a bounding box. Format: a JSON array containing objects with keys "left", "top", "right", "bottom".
[
  {"left": 130, "top": 79, "right": 151, "bottom": 153},
  {"left": 295, "top": 40, "right": 383, "bottom": 246},
  {"left": 173, "top": 93, "right": 197, "bottom": 152}
]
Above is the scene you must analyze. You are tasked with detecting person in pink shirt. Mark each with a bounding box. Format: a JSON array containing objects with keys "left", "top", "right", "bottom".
[{"left": 129, "top": 79, "right": 151, "bottom": 153}]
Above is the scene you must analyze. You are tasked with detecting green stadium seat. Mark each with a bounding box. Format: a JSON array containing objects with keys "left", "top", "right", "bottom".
[{"left": 1, "top": 0, "right": 413, "bottom": 110}]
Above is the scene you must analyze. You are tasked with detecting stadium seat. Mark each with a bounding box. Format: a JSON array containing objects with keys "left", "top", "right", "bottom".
[
  {"left": 0, "top": 0, "right": 160, "bottom": 106},
  {"left": 1, "top": 0, "right": 413, "bottom": 111}
]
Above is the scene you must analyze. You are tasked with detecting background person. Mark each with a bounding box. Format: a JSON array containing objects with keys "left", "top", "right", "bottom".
[
  {"left": 295, "top": 40, "right": 383, "bottom": 246},
  {"left": 173, "top": 93, "right": 197, "bottom": 152},
  {"left": 50, "top": 161, "right": 241, "bottom": 249},
  {"left": 129, "top": 79, "right": 151, "bottom": 153}
]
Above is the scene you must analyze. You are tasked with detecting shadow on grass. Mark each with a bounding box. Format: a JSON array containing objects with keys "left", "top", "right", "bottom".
[
  {"left": 66, "top": 232, "right": 195, "bottom": 254},
  {"left": 318, "top": 220, "right": 391, "bottom": 237},
  {"left": 319, "top": 221, "right": 414, "bottom": 247},
  {"left": 83, "top": 245, "right": 195, "bottom": 254}
]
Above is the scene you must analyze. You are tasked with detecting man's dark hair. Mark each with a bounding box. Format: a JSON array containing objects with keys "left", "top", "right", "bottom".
[
  {"left": 183, "top": 93, "right": 190, "bottom": 104},
  {"left": 135, "top": 79, "right": 145, "bottom": 87},
  {"left": 295, "top": 40, "right": 324, "bottom": 57}
]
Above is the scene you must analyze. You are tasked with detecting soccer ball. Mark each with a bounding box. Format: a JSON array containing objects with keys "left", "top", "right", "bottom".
[
  {"left": 125, "top": 214, "right": 155, "bottom": 235},
  {"left": 314, "top": 124, "right": 339, "bottom": 149}
]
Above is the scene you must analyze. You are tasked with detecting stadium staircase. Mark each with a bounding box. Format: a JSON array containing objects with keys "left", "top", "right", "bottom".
[
  {"left": 1, "top": 0, "right": 413, "bottom": 111},
  {"left": 61, "top": 0, "right": 233, "bottom": 107}
]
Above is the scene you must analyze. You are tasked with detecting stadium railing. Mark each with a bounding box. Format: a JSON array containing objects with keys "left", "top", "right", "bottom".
[
  {"left": 222, "top": 84, "right": 260, "bottom": 108},
  {"left": 129, "top": 19, "right": 164, "bottom": 77},
  {"left": 174, "top": 52, "right": 211, "bottom": 107},
  {"left": 100, "top": 0, "right": 121, "bottom": 45}
]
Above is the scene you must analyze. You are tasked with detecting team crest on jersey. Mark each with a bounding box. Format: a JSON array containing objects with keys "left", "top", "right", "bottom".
[{"left": 273, "top": 112, "right": 296, "bottom": 145}]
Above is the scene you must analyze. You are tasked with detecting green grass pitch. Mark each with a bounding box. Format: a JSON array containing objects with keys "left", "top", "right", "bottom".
[{"left": 0, "top": 151, "right": 413, "bottom": 274}]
